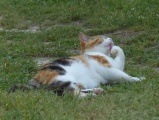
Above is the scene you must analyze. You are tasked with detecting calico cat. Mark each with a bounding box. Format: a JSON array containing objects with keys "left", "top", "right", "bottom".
[{"left": 8, "top": 33, "right": 145, "bottom": 97}]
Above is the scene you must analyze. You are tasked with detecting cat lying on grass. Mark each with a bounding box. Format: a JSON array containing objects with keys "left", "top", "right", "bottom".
[{"left": 8, "top": 32, "right": 145, "bottom": 98}]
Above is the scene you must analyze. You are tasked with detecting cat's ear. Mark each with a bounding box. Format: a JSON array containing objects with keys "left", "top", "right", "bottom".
[{"left": 79, "top": 32, "right": 89, "bottom": 43}]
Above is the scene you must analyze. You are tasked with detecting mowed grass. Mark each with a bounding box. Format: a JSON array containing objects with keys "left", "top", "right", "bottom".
[{"left": 0, "top": 0, "right": 159, "bottom": 119}]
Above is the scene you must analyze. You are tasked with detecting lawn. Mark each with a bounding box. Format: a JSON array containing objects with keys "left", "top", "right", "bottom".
[{"left": 0, "top": 0, "right": 159, "bottom": 120}]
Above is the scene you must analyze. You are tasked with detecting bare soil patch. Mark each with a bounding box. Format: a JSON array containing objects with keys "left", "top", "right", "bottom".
[
  {"left": 34, "top": 57, "right": 54, "bottom": 66},
  {"left": 107, "top": 30, "right": 144, "bottom": 38},
  {"left": 0, "top": 25, "right": 40, "bottom": 33}
]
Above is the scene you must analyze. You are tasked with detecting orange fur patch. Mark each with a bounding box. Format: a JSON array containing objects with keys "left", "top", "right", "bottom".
[
  {"left": 86, "top": 37, "right": 103, "bottom": 49},
  {"left": 80, "top": 40, "right": 86, "bottom": 54},
  {"left": 34, "top": 70, "right": 59, "bottom": 85},
  {"left": 89, "top": 55, "right": 112, "bottom": 68},
  {"left": 80, "top": 37, "right": 103, "bottom": 54}
]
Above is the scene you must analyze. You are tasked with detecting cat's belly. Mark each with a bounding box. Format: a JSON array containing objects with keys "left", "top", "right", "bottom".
[{"left": 63, "top": 62, "right": 106, "bottom": 89}]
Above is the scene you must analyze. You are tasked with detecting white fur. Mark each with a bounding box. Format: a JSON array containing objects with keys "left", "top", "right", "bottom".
[
  {"left": 111, "top": 46, "right": 125, "bottom": 71},
  {"left": 55, "top": 38, "right": 145, "bottom": 97}
]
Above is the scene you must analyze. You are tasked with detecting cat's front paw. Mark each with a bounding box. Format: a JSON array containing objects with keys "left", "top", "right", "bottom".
[
  {"left": 139, "top": 77, "right": 146, "bottom": 80},
  {"left": 131, "top": 77, "right": 145, "bottom": 82},
  {"left": 111, "top": 46, "right": 122, "bottom": 56}
]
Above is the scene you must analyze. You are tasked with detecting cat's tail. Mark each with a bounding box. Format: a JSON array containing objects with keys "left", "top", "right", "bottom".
[
  {"left": 8, "top": 78, "right": 41, "bottom": 93},
  {"left": 8, "top": 84, "right": 34, "bottom": 93},
  {"left": 7, "top": 78, "right": 71, "bottom": 95}
]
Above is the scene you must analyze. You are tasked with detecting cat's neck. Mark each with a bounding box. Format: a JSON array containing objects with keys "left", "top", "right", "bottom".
[
  {"left": 83, "top": 49, "right": 111, "bottom": 57},
  {"left": 83, "top": 51, "right": 108, "bottom": 57}
]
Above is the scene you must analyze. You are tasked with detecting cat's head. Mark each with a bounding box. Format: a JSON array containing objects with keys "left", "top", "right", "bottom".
[{"left": 79, "top": 32, "right": 114, "bottom": 55}]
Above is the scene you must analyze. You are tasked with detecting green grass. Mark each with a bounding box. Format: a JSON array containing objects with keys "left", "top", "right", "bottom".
[{"left": 0, "top": 0, "right": 159, "bottom": 119}]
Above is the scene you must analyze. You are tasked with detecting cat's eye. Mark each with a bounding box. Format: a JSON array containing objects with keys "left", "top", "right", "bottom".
[{"left": 97, "top": 40, "right": 103, "bottom": 45}]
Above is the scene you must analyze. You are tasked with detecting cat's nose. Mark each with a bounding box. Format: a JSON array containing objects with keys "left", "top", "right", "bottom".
[{"left": 109, "top": 38, "right": 114, "bottom": 45}]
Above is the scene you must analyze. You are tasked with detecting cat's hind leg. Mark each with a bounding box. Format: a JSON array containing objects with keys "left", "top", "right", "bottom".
[
  {"left": 72, "top": 88, "right": 104, "bottom": 98},
  {"left": 73, "top": 90, "right": 97, "bottom": 98},
  {"left": 81, "top": 88, "right": 104, "bottom": 95}
]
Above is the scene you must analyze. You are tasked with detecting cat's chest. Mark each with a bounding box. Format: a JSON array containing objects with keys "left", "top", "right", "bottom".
[{"left": 85, "top": 52, "right": 113, "bottom": 68}]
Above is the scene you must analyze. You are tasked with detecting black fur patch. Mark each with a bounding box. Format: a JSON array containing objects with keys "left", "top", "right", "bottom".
[
  {"left": 48, "top": 81, "right": 71, "bottom": 96},
  {"left": 52, "top": 58, "right": 74, "bottom": 66},
  {"left": 41, "top": 58, "right": 75, "bottom": 75},
  {"left": 41, "top": 65, "right": 66, "bottom": 75}
]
